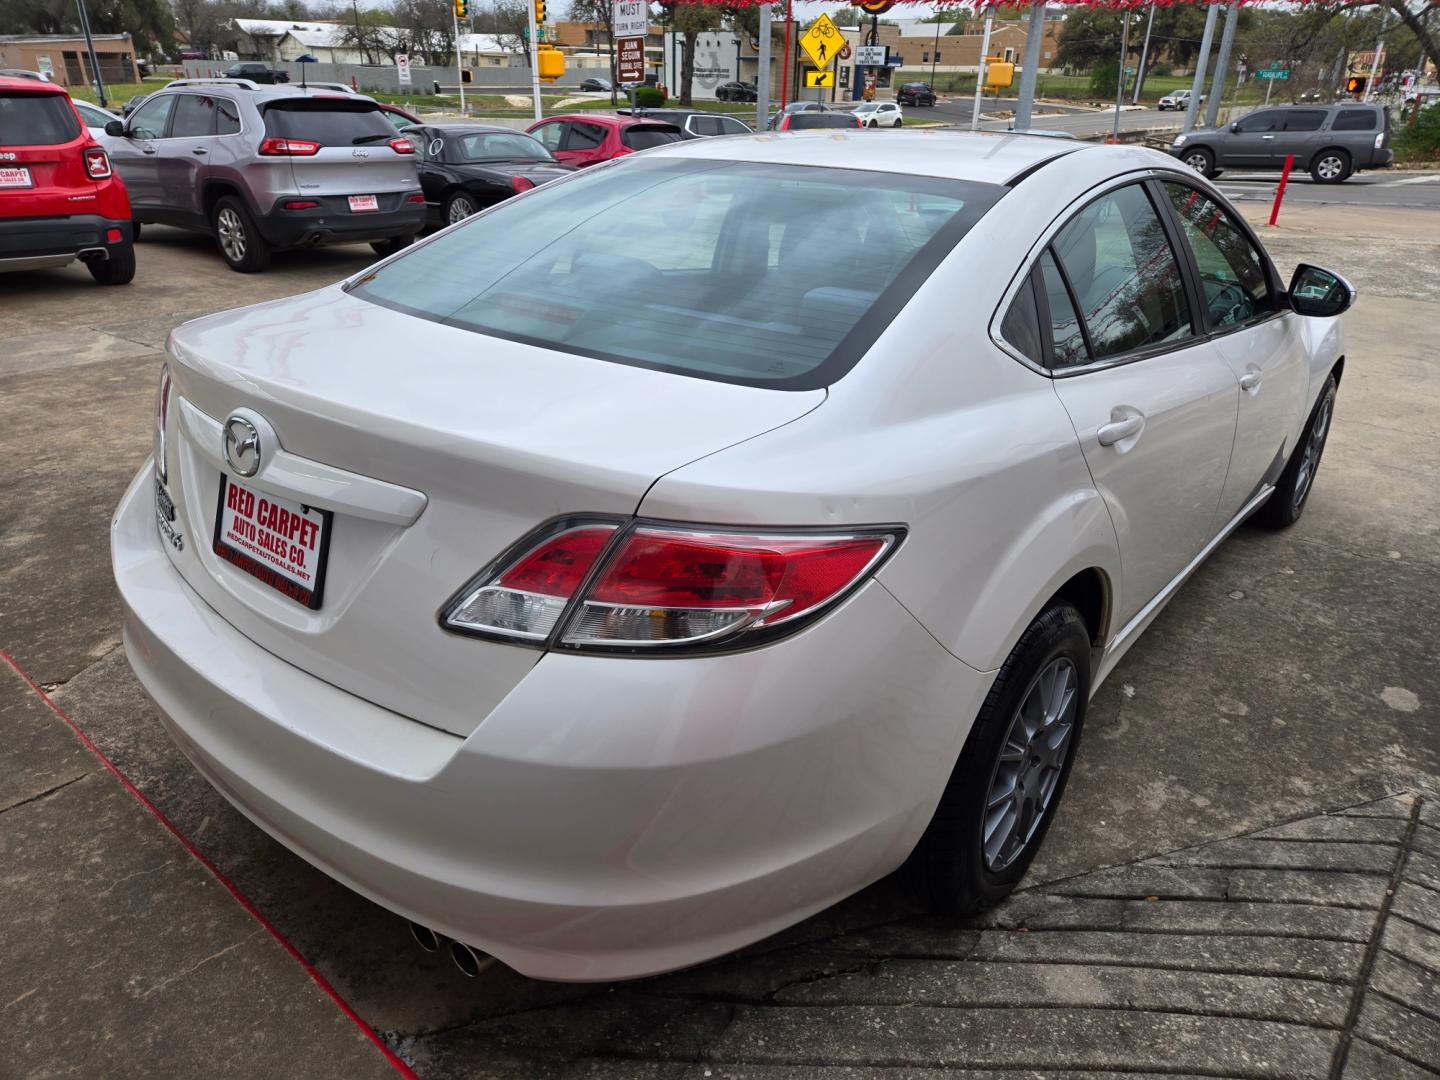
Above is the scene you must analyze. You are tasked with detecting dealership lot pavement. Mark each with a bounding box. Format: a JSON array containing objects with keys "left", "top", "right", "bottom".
[{"left": 1, "top": 200, "right": 1437, "bottom": 1078}]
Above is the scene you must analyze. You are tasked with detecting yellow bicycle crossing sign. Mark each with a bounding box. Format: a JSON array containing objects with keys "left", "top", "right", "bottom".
[{"left": 801, "top": 14, "right": 841, "bottom": 71}]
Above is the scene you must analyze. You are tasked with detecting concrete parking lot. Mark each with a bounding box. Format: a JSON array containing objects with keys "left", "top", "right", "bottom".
[{"left": 2, "top": 188, "right": 1437, "bottom": 1079}]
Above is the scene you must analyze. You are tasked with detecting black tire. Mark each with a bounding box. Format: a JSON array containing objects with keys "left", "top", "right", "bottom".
[
  {"left": 444, "top": 191, "right": 478, "bottom": 226},
  {"left": 370, "top": 234, "right": 414, "bottom": 257},
  {"left": 211, "top": 195, "right": 271, "bottom": 273},
  {"left": 1180, "top": 146, "right": 1217, "bottom": 178},
  {"left": 131, "top": 219, "right": 142, "bottom": 242},
  {"left": 867, "top": 119, "right": 878, "bottom": 128},
  {"left": 1310, "top": 149, "right": 1352, "bottom": 184},
  {"left": 87, "top": 243, "right": 136, "bottom": 285},
  {"left": 1253, "top": 375, "right": 1337, "bottom": 530},
  {"left": 906, "top": 602, "right": 1092, "bottom": 916}
]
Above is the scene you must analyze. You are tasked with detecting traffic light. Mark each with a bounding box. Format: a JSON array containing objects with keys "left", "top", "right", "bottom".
[
  {"left": 534, "top": 0, "right": 546, "bottom": 24},
  {"left": 454, "top": 0, "right": 467, "bottom": 18},
  {"left": 1346, "top": 76, "right": 1366, "bottom": 94}
]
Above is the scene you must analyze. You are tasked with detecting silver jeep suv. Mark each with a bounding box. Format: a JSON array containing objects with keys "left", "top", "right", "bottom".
[{"left": 101, "top": 79, "right": 425, "bottom": 271}]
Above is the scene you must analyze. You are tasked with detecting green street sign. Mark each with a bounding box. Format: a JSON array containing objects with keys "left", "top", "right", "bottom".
[{"left": 1256, "top": 69, "right": 1290, "bottom": 80}]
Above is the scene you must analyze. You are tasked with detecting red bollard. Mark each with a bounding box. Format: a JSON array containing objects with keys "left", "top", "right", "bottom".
[{"left": 1268, "top": 153, "right": 1295, "bottom": 227}]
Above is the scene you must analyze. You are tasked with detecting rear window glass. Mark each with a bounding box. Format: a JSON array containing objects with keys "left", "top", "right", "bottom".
[
  {"left": 262, "top": 100, "right": 394, "bottom": 146},
  {"left": 621, "top": 125, "right": 682, "bottom": 150},
  {"left": 1331, "top": 109, "right": 1377, "bottom": 131},
  {"left": 788, "top": 113, "right": 857, "bottom": 130},
  {"left": 0, "top": 93, "right": 80, "bottom": 145},
  {"left": 1283, "top": 109, "right": 1327, "bottom": 132},
  {"left": 456, "top": 132, "right": 552, "bottom": 161},
  {"left": 350, "top": 158, "right": 1003, "bottom": 389}
]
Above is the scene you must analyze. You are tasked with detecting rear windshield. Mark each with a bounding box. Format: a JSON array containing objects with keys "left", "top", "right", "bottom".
[
  {"left": 349, "top": 158, "right": 1003, "bottom": 389},
  {"left": 457, "top": 132, "right": 552, "bottom": 161},
  {"left": 620, "top": 125, "right": 682, "bottom": 150},
  {"left": 262, "top": 99, "right": 395, "bottom": 146},
  {"left": 789, "top": 113, "right": 858, "bottom": 130},
  {"left": 0, "top": 92, "right": 80, "bottom": 145}
]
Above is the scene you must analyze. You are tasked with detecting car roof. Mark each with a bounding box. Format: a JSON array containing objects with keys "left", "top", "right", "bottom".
[
  {"left": 421, "top": 122, "right": 535, "bottom": 135},
  {"left": 0, "top": 74, "right": 67, "bottom": 94},
  {"left": 654, "top": 129, "right": 1086, "bottom": 185}
]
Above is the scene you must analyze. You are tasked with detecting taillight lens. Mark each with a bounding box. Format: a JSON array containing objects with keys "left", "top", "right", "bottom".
[
  {"left": 84, "top": 147, "right": 111, "bottom": 178},
  {"left": 389, "top": 137, "right": 415, "bottom": 154},
  {"left": 154, "top": 363, "right": 172, "bottom": 483},
  {"left": 511, "top": 175, "right": 535, "bottom": 193},
  {"left": 282, "top": 199, "right": 319, "bottom": 210},
  {"left": 258, "top": 137, "right": 321, "bottom": 156},
  {"left": 443, "top": 522, "right": 899, "bottom": 651},
  {"left": 1375, "top": 132, "right": 1385, "bottom": 149}
]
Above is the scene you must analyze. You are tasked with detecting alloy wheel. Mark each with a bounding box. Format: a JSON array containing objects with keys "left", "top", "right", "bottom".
[
  {"left": 448, "top": 196, "right": 476, "bottom": 225},
  {"left": 217, "top": 208, "right": 246, "bottom": 263},
  {"left": 1183, "top": 151, "right": 1210, "bottom": 173},
  {"left": 1317, "top": 155, "right": 1344, "bottom": 181},
  {"left": 1293, "top": 393, "right": 1333, "bottom": 511},
  {"left": 982, "top": 656, "right": 1078, "bottom": 872}
]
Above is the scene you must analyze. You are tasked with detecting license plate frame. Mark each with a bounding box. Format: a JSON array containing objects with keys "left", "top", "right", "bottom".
[
  {"left": 348, "top": 194, "right": 379, "bottom": 213},
  {"left": 0, "top": 167, "right": 34, "bottom": 189},
  {"left": 212, "top": 475, "right": 333, "bottom": 610}
]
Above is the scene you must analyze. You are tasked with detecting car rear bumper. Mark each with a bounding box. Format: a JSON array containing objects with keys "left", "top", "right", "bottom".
[
  {"left": 0, "top": 213, "right": 132, "bottom": 272},
  {"left": 113, "top": 462, "right": 992, "bottom": 981},
  {"left": 256, "top": 194, "right": 425, "bottom": 250}
]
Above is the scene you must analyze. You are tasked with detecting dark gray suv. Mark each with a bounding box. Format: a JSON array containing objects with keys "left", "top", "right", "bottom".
[{"left": 1169, "top": 103, "right": 1392, "bottom": 184}]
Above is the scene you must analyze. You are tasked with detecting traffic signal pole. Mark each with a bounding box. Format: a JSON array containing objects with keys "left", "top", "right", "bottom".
[
  {"left": 452, "top": 0, "right": 466, "bottom": 114},
  {"left": 527, "top": 0, "right": 543, "bottom": 122}
]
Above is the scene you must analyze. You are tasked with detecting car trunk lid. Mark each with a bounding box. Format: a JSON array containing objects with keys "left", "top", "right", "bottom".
[
  {"left": 261, "top": 97, "right": 417, "bottom": 203},
  {"left": 0, "top": 90, "right": 94, "bottom": 216},
  {"left": 159, "top": 286, "right": 824, "bottom": 737}
]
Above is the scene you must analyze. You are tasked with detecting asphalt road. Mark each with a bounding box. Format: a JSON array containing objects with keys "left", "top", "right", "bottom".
[{"left": 1213, "top": 170, "right": 1440, "bottom": 210}]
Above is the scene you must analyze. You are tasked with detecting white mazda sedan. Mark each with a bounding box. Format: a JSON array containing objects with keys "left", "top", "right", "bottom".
[{"left": 113, "top": 131, "right": 1350, "bottom": 982}]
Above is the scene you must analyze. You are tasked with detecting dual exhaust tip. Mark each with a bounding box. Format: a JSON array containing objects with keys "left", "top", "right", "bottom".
[{"left": 409, "top": 921, "right": 495, "bottom": 978}]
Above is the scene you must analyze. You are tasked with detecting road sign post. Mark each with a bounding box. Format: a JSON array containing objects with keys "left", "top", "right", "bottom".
[{"left": 396, "top": 53, "right": 411, "bottom": 88}]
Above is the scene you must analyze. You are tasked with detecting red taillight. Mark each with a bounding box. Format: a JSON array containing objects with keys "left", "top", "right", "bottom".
[
  {"left": 154, "top": 363, "right": 172, "bottom": 483},
  {"left": 511, "top": 175, "right": 536, "bottom": 193},
  {"left": 407, "top": 193, "right": 426, "bottom": 203},
  {"left": 84, "top": 147, "right": 111, "bottom": 178},
  {"left": 282, "top": 199, "right": 319, "bottom": 210},
  {"left": 106, "top": 228, "right": 122, "bottom": 243},
  {"left": 444, "top": 522, "right": 898, "bottom": 649},
  {"left": 258, "top": 137, "right": 321, "bottom": 156},
  {"left": 389, "top": 137, "right": 415, "bottom": 154}
]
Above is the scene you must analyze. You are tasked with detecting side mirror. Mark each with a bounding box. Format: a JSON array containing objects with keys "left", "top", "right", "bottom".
[
  {"left": 1288, "top": 264, "right": 1356, "bottom": 318},
  {"left": 1229, "top": 121, "right": 1240, "bottom": 133},
  {"left": 104, "top": 119, "right": 125, "bottom": 136}
]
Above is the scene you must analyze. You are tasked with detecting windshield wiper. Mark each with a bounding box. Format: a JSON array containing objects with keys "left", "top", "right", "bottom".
[{"left": 352, "top": 133, "right": 393, "bottom": 145}]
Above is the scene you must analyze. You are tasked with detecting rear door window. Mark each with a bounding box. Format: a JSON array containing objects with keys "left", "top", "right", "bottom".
[
  {"left": 567, "top": 123, "right": 606, "bottom": 150},
  {"left": 171, "top": 94, "right": 216, "bottom": 138},
  {"left": 216, "top": 97, "right": 241, "bottom": 135},
  {"left": 1331, "top": 109, "right": 1377, "bottom": 131},
  {"left": 1283, "top": 110, "right": 1327, "bottom": 132},
  {"left": 0, "top": 92, "right": 81, "bottom": 144},
  {"left": 621, "top": 124, "right": 682, "bottom": 149},
  {"left": 1039, "top": 251, "right": 1089, "bottom": 370},
  {"left": 262, "top": 100, "right": 395, "bottom": 145}
]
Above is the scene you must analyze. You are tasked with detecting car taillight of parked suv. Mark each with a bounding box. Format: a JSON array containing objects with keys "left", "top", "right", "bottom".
[
  {"left": 100, "top": 80, "right": 425, "bottom": 272},
  {"left": 0, "top": 76, "right": 136, "bottom": 284}
]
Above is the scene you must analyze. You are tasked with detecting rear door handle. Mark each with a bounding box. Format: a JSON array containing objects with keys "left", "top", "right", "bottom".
[
  {"left": 191, "top": 147, "right": 208, "bottom": 156},
  {"left": 142, "top": 147, "right": 157, "bottom": 155},
  {"left": 1097, "top": 411, "right": 1145, "bottom": 446},
  {"left": 1239, "top": 368, "right": 1262, "bottom": 391}
]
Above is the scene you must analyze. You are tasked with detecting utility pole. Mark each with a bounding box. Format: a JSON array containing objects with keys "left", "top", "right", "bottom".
[
  {"left": 1112, "top": 9, "right": 1131, "bottom": 143},
  {"left": 352, "top": 0, "right": 367, "bottom": 64},
  {"left": 453, "top": 2, "right": 466, "bottom": 115},
  {"left": 1204, "top": 0, "right": 1239, "bottom": 129},
  {"left": 1363, "top": 7, "right": 1388, "bottom": 103},
  {"left": 75, "top": 0, "right": 107, "bottom": 108},
  {"left": 1015, "top": 2, "right": 1046, "bottom": 129},
  {"left": 525, "top": 0, "right": 540, "bottom": 121},
  {"left": 1183, "top": 3, "right": 1219, "bottom": 133},
  {"left": 930, "top": 18, "right": 940, "bottom": 89},
  {"left": 970, "top": 7, "right": 993, "bottom": 132},
  {"left": 1132, "top": 4, "right": 1155, "bottom": 104},
  {"left": 757, "top": 3, "right": 771, "bottom": 129}
]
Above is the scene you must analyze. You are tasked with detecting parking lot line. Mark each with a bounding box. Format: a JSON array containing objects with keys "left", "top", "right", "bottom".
[{"left": 0, "top": 646, "right": 420, "bottom": 1080}]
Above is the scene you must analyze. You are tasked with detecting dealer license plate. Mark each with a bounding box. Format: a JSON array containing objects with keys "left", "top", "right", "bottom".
[
  {"left": 348, "top": 194, "right": 379, "bottom": 212},
  {"left": 0, "top": 167, "right": 34, "bottom": 189},
  {"left": 213, "top": 476, "right": 332, "bottom": 609}
]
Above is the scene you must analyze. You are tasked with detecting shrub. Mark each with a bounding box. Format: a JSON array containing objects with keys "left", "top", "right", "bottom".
[
  {"left": 1395, "top": 102, "right": 1440, "bottom": 163},
  {"left": 1088, "top": 61, "right": 1119, "bottom": 98},
  {"left": 634, "top": 86, "right": 664, "bottom": 108}
]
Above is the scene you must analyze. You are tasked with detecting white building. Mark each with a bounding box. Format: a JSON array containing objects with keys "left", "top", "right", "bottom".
[{"left": 231, "top": 19, "right": 517, "bottom": 66}]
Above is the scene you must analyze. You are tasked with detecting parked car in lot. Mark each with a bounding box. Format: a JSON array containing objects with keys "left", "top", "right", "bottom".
[
  {"left": 0, "top": 75, "right": 135, "bottom": 284},
  {"left": 897, "top": 82, "right": 937, "bottom": 106},
  {"left": 621, "top": 108, "right": 752, "bottom": 139},
  {"left": 779, "top": 110, "right": 863, "bottom": 130},
  {"left": 1170, "top": 103, "right": 1393, "bottom": 183},
  {"left": 223, "top": 62, "right": 289, "bottom": 84},
  {"left": 73, "top": 97, "right": 122, "bottom": 137},
  {"left": 716, "top": 80, "right": 758, "bottom": 102},
  {"left": 578, "top": 77, "right": 613, "bottom": 92},
  {"left": 376, "top": 101, "right": 421, "bottom": 132},
  {"left": 1157, "top": 88, "right": 1204, "bottom": 111},
  {"left": 767, "top": 100, "right": 829, "bottom": 129},
  {"left": 526, "top": 113, "right": 682, "bottom": 166},
  {"left": 402, "top": 123, "right": 572, "bottom": 226},
  {"left": 103, "top": 79, "right": 424, "bottom": 271},
  {"left": 115, "top": 131, "right": 1350, "bottom": 983},
  {"left": 854, "top": 100, "right": 903, "bottom": 127}
]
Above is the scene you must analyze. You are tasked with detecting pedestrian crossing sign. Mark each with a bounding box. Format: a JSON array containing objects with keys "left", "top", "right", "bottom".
[
  {"left": 801, "top": 14, "right": 841, "bottom": 70},
  {"left": 805, "top": 70, "right": 834, "bottom": 88}
]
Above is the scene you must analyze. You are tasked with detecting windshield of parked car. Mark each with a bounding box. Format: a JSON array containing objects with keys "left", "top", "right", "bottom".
[
  {"left": 262, "top": 99, "right": 395, "bottom": 145},
  {"left": 0, "top": 91, "right": 80, "bottom": 144},
  {"left": 350, "top": 158, "right": 1003, "bottom": 389},
  {"left": 456, "top": 132, "right": 553, "bottom": 162}
]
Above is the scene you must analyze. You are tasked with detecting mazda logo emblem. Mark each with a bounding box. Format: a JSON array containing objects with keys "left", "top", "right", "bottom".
[{"left": 223, "top": 415, "right": 262, "bottom": 477}]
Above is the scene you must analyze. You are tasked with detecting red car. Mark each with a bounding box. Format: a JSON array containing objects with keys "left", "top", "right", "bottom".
[
  {"left": 525, "top": 114, "right": 683, "bottom": 168},
  {"left": 0, "top": 75, "right": 135, "bottom": 284}
]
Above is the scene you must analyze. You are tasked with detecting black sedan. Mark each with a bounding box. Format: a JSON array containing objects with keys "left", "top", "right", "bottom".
[
  {"left": 402, "top": 124, "right": 574, "bottom": 228},
  {"left": 716, "top": 81, "right": 758, "bottom": 103},
  {"left": 897, "top": 82, "right": 937, "bottom": 107},
  {"left": 578, "top": 77, "right": 613, "bottom": 92}
]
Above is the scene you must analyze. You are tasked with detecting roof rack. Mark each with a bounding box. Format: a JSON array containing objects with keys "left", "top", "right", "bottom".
[{"left": 164, "top": 77, "right": 258, "bottom": 90}]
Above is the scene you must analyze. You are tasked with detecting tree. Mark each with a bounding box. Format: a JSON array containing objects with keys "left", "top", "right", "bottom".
[
  {"left": 567, "top": 0, "right": 617, "bottom": 102},
  {"left": 670, "top": 0, "right": 721, "bottom": 105},
  {"left": 0, "top": 0, "right": 176, "bottom": 57}
]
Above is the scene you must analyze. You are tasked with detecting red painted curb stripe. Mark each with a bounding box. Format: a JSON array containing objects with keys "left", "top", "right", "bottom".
[{"left": 1, "top": 648, "right": 421, "bottom": 1080}]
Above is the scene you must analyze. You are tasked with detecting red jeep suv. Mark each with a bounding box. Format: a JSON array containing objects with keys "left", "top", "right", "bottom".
[{"left": 0, "top": 75, "right": 135, "bottom": 284}]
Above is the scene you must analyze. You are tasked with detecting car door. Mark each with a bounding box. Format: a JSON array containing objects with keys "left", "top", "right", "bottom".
[
  {"left": 529, "top": 119, "right": 567, "bottom": 161},
  {"left": 163, "top": 92, "right": 216, "bottom": 221},
  {"left": 108, "top": 92, "right": 175, "bottom": 211},
  {"left": 561, "top": 120, "right": 609, "bottom": 166},
  {"left": 1041, "top": 182, "right": 1239, "bottom": 627},
  {"left": 1161, "top": 180, "right": 1307, "bottom": 524},
  {"left": 1278, "top": 108, "right": 1328, "bottom": 168},
  {"left": 407, "top": 126, "right": 444, "bottom": 208},
  {"left": 879, "top": 103, "right": 899, "bottom": 126},
  {"left": 1224, "top": 108, "right": 1283, "bottom": 168}
]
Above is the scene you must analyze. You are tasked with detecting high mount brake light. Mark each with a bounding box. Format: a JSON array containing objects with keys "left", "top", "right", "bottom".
[
  {"left": 443, "top": 523, "right": 899, "bottom": 651},
  {"left": 258, "top": 137, "right": 321, "bottom": 156}
]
